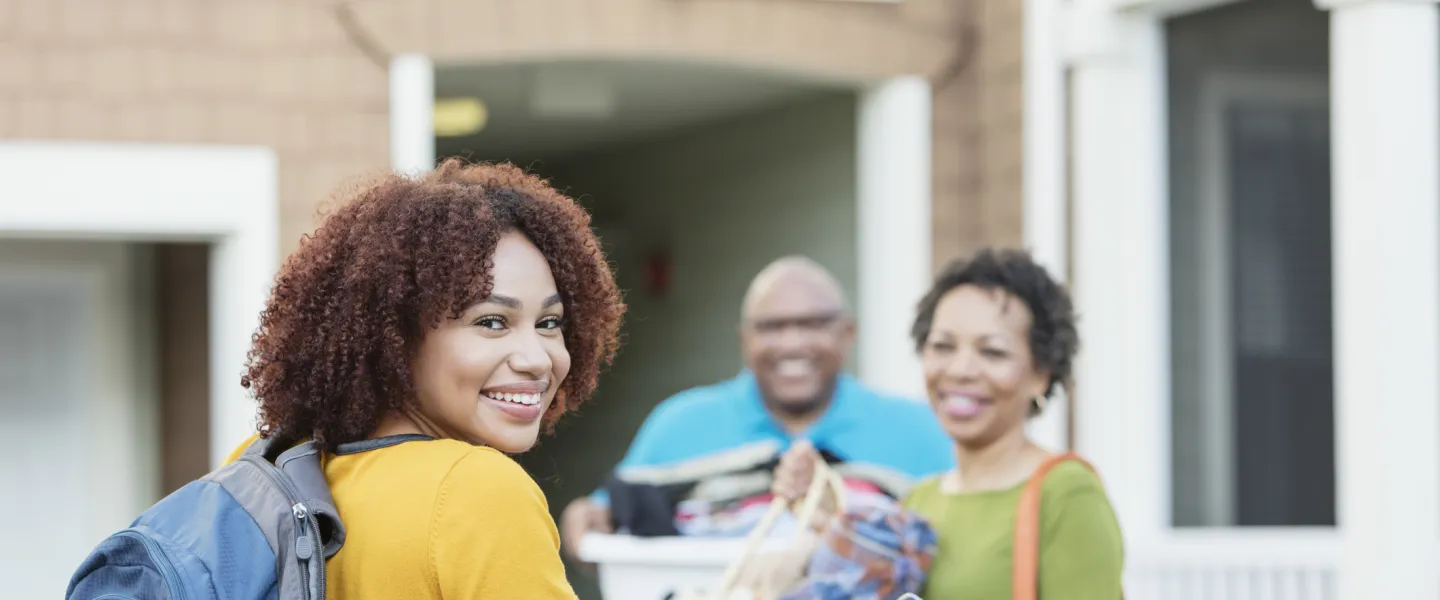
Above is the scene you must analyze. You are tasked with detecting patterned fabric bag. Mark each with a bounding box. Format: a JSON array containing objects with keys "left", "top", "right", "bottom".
[
  {"left": 683, "top": 460, "right": 934, "bottom": 600},
  {"left": 778, "top": 502, "right": 937, "bottom": 600}
]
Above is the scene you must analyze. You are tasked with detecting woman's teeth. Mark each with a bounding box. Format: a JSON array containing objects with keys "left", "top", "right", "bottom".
[
  {"left": 949, "top": 397, "right": 977, "bottom": 409},
  {"left": 944, "top": 395, "right": 985, "bottom": 418},
  {"left": 483, "top": 392, "right": 541, "bottom": 406}
]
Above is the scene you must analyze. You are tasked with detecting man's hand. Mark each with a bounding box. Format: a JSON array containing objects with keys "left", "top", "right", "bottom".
[
  {"left": 771, "top": 440, "right": 840, "bottom": 532},
  {"left": 560, "top": 497, "right": 612, "bottom": 571},
  {"left": 772, "top": 439, "right": 820, "bottom": 502}
]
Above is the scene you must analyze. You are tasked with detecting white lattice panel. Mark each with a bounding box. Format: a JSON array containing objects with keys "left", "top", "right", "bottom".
[{"left": 1125, "top": 531, "right": 1340, "bottom": 600}]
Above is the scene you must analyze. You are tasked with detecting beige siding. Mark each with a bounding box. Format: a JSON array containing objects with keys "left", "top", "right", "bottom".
[
  {"left": 0, "top": 0, "right": 390, "bottom": 254},
  {"left": 2, "top": 0, "right": 1024, "bottom": 265}
]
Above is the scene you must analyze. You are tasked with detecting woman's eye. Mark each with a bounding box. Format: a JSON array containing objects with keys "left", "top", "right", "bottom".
[
  {"left": 981, "top": 347, "right": 1009, "bottom": 359},
  {"left": 927, "top": 341, "right": 956, "bottom": 353},
  {"left": 474, "top": 316, "right": 506, "bottom": 330},
  {"left": 538, "top": 316, "right": 565, "bottom": 330}
]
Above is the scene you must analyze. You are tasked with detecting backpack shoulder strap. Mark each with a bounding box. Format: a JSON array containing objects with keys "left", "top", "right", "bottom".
[
  {"left": 1011, "top": 452, "right": 1095, "bottom": 600},
  {"left": 276, "top": 441, "right": 346, "bottom": 558}
]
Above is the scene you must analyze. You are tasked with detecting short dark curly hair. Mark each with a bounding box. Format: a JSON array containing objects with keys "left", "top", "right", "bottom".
[
  {"left": 242, "top": 159, "right": 626, "bottom": 450},
  {"left": 909, "top": 248, "right": 1078, "bottom": 405}
]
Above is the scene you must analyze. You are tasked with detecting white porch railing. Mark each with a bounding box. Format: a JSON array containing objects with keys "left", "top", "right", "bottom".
[
  {"left": 1124, "top": 529, "right": 1340, "bottom": 600},
  {"left": 583, "top": 529, "right": 1347, "bottom": 600}
]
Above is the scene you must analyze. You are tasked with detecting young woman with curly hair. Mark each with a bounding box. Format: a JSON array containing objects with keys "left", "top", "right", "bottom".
[
  {"left": 771, "top": 248, "right": 1123, "bottom": 599},
  {"left": 225, "top": 159, "right": 624, "bottom": 599}
]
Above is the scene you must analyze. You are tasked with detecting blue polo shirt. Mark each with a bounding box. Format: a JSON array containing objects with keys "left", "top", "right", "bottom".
[{"left": 592, "top": 370, "right": 955, "bottom": 505}]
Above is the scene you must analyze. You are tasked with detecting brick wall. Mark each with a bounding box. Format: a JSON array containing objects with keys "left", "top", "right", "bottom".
[
  {"left": 931, "top": 0, "right": 1026, "bottom": 270},
  {"left": 0, "top": 0, "right": 391, "bottom": 254},
  {"left": 0, "top": 0, "right": 1023, "bottom": 263}
]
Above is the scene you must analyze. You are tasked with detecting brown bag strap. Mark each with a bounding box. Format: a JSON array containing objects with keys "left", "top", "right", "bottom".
[{"left": 1010, "top": 452, "right": 1096, "bottom": 600}]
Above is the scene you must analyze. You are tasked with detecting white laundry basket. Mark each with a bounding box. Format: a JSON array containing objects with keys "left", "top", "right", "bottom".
[{"left": 580, "top": 533, "right": 788, "bottom": 600}]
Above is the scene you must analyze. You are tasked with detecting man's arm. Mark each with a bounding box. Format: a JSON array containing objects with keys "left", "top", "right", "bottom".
[{"left": 559, "top": 496, "right": 612, "bottom": 569}]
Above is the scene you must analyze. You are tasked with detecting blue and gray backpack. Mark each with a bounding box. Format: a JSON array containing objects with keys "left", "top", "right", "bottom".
[{"left": 66, "top": 436, "right": 344, "bottom": 600}]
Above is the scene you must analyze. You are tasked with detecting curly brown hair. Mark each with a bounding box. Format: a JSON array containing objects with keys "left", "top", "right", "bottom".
[{"left": 242, "top": 159, "right": 626, "bottom": 449}]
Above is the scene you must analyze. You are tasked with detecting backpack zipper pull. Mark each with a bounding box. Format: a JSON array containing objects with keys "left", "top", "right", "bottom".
[{"left": 293, "top": 503, "right": 314, "bottom": 561}]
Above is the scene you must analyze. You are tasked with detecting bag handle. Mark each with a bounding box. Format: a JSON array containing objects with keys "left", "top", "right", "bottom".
[
  {"left": 711, "top": 458, "right": 847, "bottom": 599},
  {"left": 1010, "top": 452, "right": 1096, "bottom": 600}
]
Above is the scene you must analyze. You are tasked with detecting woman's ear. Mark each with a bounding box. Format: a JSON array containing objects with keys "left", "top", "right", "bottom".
[{"left": 1026, "top": 371, "right": 1053, "bottom": 403}]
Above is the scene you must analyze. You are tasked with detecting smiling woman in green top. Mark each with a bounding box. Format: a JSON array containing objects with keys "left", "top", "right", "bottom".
[{"left": 902, "top": 248, "right": 1124, "bottom": 599}]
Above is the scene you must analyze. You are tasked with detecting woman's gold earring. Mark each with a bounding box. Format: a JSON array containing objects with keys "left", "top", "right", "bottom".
[{"left": 1032, "top": 395, "right": 1050, "bottom": 414}]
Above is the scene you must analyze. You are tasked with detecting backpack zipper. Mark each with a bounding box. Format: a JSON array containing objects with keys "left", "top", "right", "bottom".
[
  {"left": 291, "top": 502, "right": 325, "bottom": 600},
  {"left": 240, "top": 455, "right": 323, "bottom": 600},
  {"left": 117, "top": 530, "right": 188, "bottom": 600}
]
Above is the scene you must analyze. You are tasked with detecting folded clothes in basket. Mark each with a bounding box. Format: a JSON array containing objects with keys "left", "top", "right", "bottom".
[{"left": 606, "top": 440, "right": 923, "bottom": 539}]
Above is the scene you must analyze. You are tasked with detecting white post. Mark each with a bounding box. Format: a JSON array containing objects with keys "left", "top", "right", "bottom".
[
  {"left": 209, "top": 155, "right": 280, "bottom": 468},
  {"left": 1023, "top": 0, "right": 1070, "bottom": 452},
  {"left": 857, "top": 76, "right": 932, "bottom": 400},
  {"left": 390, "top": 54, "right": 435, "bottom": 175},
  {"left": 1066, "top": 4, "right": 1171, "bottom": 545},
  {"left": 1319, "top": 0, "right": 1440, "bottom": 597}
]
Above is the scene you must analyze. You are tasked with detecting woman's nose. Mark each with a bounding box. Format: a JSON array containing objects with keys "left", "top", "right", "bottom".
[
  {"left": 944, "top": 348, "right": 981, "bottom": 380},
  {"left": 506, "top": 332, "right": 553, "bottom": 376}
]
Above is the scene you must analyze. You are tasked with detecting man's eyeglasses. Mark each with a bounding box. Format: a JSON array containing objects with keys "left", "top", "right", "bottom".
[{"left": 745, "top": 312, "right": 844, "bottom": 335}]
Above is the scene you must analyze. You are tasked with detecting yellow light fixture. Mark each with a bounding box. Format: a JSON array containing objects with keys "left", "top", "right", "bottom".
[{"left": 433, "top": 97, "right": 489, "bottom": 137}]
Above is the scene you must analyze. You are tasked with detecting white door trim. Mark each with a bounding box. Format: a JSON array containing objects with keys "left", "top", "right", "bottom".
[
  {"left": 0, "top": 141, "right": 280, "bottom": 467},
  {"left": 1194, "top": 71, "right": 1329, "bottom": 527},
  {"left": 1067, "top": 5, "right": 1172, "bottom": 547},
  {"left": 1024, "top": 0, "right": 1072, "bottom": 452}
]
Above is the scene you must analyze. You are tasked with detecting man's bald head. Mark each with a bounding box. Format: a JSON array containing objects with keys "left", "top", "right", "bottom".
[
  {"left": 741, "top": 256, "right": 850, "bottom": 322},
  {"left": 739, "top": 256, "right": 856, "bottom": 427}
]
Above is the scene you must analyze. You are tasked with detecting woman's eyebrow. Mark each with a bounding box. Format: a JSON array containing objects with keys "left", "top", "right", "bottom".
[
  {"left": 482, "top": 294, "right": 521, "bottom": 309},
  {"left": 482, "top": 293, "right": 563, "bottom": 309}
]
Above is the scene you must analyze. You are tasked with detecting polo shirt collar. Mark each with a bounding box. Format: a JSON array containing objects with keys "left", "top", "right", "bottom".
[{"left": 734, "top": 369, "right": 863, "bottom": 446}]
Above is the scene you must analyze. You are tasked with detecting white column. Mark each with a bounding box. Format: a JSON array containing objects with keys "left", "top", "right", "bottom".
[
  {"left": 1319, "top": 1, "right": 1440, "bottom": 597},
  {"left": 857, "top": 76, "right": 932, "bottom": 400},
  {"left": 1066, "top": 5, "right": 1171, "bottom": 544},
  {"left": 390, "top": 54, "right": 435, "bottom": 175},
  {"left": 209, "top": 154, "right": 280, "bottom": 467},
  {"left": 1023, "top": 0, "right": 1071, "bottom": 452}
]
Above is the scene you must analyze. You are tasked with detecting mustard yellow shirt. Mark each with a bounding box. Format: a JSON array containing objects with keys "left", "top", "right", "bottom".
[{"left": 225, "top": 434, "right": 577, "bottom": 600}]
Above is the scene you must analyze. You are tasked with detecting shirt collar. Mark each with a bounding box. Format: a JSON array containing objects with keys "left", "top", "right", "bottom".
[{"left": 735, "top": 369, "right": 863, "bottom": 445}]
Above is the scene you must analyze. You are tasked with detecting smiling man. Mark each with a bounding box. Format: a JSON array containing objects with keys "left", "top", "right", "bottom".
[
  {"left": 740, "top": 256, "right": 855, "bottom": 432},
  {"left": 560, "top": 256, "right": 954, "bottom": 564}
]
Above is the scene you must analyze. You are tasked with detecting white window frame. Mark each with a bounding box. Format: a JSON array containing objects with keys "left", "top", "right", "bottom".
[{"left": 0, "top": 141, "right": 280, "bottom": 467}]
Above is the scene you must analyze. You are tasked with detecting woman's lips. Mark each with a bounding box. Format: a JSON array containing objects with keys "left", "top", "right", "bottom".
[
  {"left": 481, "top": 381, "right": 549, "bottom": 421},
  {"left": 940, "top": 393, "right": 989, "bottom": 420}
]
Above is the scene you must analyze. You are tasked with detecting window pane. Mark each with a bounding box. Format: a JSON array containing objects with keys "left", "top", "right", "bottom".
[
  {"left": 1166, "top": 0, "right": 1334, "bottom": 529},
  {"left": 1226, "top": 105, "right": 1335, "bottom": 527}
]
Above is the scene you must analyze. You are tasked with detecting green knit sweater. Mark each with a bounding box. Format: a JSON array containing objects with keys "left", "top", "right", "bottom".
[{"left": 902, "top": 461, "right": 1125, "bottom": 600}]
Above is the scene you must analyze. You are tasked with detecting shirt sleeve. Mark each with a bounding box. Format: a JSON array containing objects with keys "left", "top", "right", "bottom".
[
  {"left": 1037, "top": 479, "right": 1126, "bottom": 599},
  {"left": 221, "top": 433, "right": 260, "bottom": 466},
  {"left": 431, "top": 449, "right": 578, "bottom": 599}
]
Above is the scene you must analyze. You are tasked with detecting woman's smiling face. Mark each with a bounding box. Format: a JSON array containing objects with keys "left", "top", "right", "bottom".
[
  {"left": 920, "top": 285, "right": 1050, "bottom": 448},
  {"left": 409, "top": 229, "right": 572, "bottom": 453}
]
